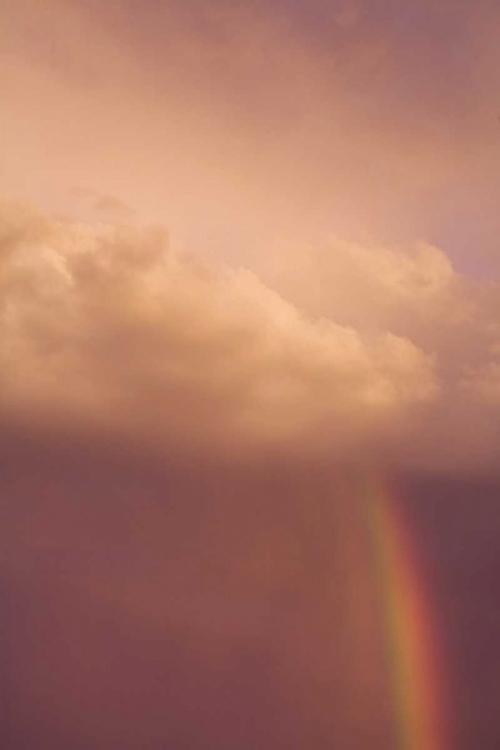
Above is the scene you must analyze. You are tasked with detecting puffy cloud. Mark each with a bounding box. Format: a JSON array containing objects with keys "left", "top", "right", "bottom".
[
  {"left": 0, "top": 199, "right": 437, "bottom": 462},
  {"left": 2, "top": 198, "right": 500, "bottom": 471},
  {"left": 263, "top": 234, "right": 500, "bottom": 471},
  {"left": 265, "top": 237, "right": 468, "bottom": 328}
]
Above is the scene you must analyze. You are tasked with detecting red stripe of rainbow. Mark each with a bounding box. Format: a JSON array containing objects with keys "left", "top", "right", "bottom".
[{"left": 361, "top": 475, "right": 448, "bottom": 750}]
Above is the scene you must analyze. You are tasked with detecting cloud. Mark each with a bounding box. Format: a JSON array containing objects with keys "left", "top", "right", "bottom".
[
  {"left": 67, "top": 188, "right": 134, "bottom": 217},
  {"left": 0, "top": 199, "right": 439, "bottom": 461},
  {"left": 264, "top": 235, "right": 500, "bottom": 470},
  {"left": 2, "top": 198, "right": 500, "bottom": 472},
  {"left": 265, "top": 238, "right": 461, "bottom": 323},
  {"left": 93, "top": 194, "right": 134, "bottom": 217}
]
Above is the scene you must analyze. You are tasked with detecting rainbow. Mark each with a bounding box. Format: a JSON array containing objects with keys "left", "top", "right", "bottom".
[{"left": 360, "top": 474, "right": 448, "bottom": 750}]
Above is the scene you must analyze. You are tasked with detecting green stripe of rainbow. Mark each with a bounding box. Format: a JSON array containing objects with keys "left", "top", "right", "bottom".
[{"left": 361, "top": 475, "right": 448, "bottom": 750}]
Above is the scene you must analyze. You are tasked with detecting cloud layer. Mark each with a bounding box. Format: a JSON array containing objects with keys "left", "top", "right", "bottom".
[{"left": 1, "top": 199, "right": 499, "bottom": 471}]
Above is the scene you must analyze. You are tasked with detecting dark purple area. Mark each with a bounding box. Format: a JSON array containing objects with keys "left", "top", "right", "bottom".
[{"left": 400, "top": 475, "right": 500, "bottom": 750}]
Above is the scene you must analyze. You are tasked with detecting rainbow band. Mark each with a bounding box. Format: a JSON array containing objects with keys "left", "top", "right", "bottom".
[{"left": 361, "top": 476, "right": 447, "bottom": 750}]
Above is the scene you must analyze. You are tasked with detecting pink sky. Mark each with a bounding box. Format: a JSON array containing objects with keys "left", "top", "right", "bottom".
[
  {"left": 2, "top": 3, "right": 500, "bottom": 749},
  {"left": 2, "top": 0, "right": 500, "bottom": 275}
]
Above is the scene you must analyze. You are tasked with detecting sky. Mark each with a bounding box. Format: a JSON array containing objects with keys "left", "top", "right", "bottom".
[{"left": 1, "top": 1, "right": 500, "bottom": 748}]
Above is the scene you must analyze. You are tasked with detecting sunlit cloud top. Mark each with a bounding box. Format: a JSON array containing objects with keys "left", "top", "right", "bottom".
[{"left": 1, "top": 199, "right": 500, "bottom": 472}]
